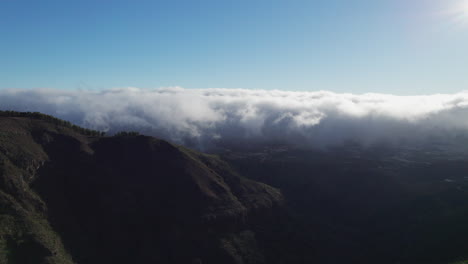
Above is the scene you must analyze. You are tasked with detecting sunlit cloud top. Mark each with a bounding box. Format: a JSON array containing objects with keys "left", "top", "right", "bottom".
[{"left": 2, "top": 87, "right": 468, "bottom": 150}]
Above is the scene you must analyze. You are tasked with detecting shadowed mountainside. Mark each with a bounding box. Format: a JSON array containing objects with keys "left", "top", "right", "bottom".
[
  {"left": 3, "top": 112, "right": 468, "bottom": 264},
  {"left": 0, "top": 113, "right": 284, "bottom": 264},
  {"left": 222, "top": 143, "right": 468, "bottom": 264}
]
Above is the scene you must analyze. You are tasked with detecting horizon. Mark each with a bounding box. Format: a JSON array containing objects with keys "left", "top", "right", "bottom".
[
  {"left": 2, "top": 0, "right": 468, "bottom": 149},
  {"left": 3, "top": 86, "right": 468, "bottom": 151}
]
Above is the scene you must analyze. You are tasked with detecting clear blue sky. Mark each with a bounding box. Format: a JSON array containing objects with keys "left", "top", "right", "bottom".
[{"left": 1, "top": 0, "right": 467, "bottom": 94}]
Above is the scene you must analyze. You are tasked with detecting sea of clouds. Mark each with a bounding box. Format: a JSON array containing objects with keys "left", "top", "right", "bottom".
[{"left": 2, "top": 87, "right": 468, "bottom": 150}]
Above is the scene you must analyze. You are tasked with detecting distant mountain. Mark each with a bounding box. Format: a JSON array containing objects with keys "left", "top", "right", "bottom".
[{"left": 0, "top": 112, "right": 284, "bottom": 264}]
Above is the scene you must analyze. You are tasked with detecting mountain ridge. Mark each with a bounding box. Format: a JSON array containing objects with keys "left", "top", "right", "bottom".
[
  {"left": 0, "top": 113, "right": 283, "bottom": 264},
  {"left": 3, "top": 112, "right": 468, "bottom": 263}
]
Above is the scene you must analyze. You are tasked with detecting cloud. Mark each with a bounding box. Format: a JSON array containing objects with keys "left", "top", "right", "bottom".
[{"left": 2, "top": 87, "right": 468, "bottom": 150}]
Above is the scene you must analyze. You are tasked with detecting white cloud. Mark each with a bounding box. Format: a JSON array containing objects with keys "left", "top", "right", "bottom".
[{"left": 2, "top": 87, "right": 468, "bottom": 150}]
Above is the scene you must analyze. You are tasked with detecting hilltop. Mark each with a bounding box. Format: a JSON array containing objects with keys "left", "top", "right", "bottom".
[{"left": 0, "top": 112, "right": 283, "bottom": 264}]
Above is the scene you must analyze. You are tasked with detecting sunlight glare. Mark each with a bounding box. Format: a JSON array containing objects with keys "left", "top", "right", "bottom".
[{"left": 447, "top": 0, "right": 468, "bottom": 26}]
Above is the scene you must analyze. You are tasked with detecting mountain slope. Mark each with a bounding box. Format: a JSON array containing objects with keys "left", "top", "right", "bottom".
[
  {"left": 0, "top": 113, "right": 283, "bottom": 264},
  {"left": 222, "top": 144, "right": 468, "bottom": 264}
]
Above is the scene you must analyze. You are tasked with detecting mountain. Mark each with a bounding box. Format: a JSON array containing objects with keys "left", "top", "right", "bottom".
[
  {"left": 222, "top": 142, "right": 468, "bottom": 264},
  {"left": 2, "top": 112, "right": 468, "bottom": 264},
  {"left": 0, "top": 112, "right": 284, "bottom": 264}
]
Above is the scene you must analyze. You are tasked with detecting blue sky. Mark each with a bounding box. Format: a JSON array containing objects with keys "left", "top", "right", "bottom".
[{"left": 1, "top": 0, "right": 467, "bottom": 94}]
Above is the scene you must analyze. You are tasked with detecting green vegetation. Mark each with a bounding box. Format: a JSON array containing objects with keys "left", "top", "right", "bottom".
[
  {"left": 0, "top": 137, "right": 74, "bottom": 264},
  {"left": 0, "top": 110, "right": 104, "bottom": 136},
  {"left": 0, "top": 113, "right": 284, "bottom": 264},
  {"left": 113, "top": 131, "right": 140, "bottom": 137},
  {"left": 3, "top": 111, "right": 468, "bottom": 263}
]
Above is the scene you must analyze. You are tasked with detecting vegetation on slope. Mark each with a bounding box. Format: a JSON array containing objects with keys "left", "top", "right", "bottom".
[
  {"left": 0, "top": 112, "right": 283, "bottom": 264},
  {"left": 3, "top": 111, "right": 468, "bottom": 264},
  {"left": 0, "top": 111, "right": 104, "bottom": 136}
]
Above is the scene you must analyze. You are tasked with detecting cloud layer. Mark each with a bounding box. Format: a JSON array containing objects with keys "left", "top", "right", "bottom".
[{"left": 2, "top": 87, "right": 468, "bottom": 150}]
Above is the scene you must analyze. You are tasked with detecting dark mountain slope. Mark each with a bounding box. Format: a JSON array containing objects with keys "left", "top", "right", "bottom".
[
  {"left": 0, "top": 113, "right": 283, "bottom": 264},
  {"left": 223, "top": 144, "right": 468, "bottom": 264},
  {"left": 7, "top": 112, "right": 468, "bottom": 264}
]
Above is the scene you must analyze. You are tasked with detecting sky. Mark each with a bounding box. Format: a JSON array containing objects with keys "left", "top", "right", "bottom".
[{"left": 1, "top": 0, "right": 468, "bottom": 94}]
